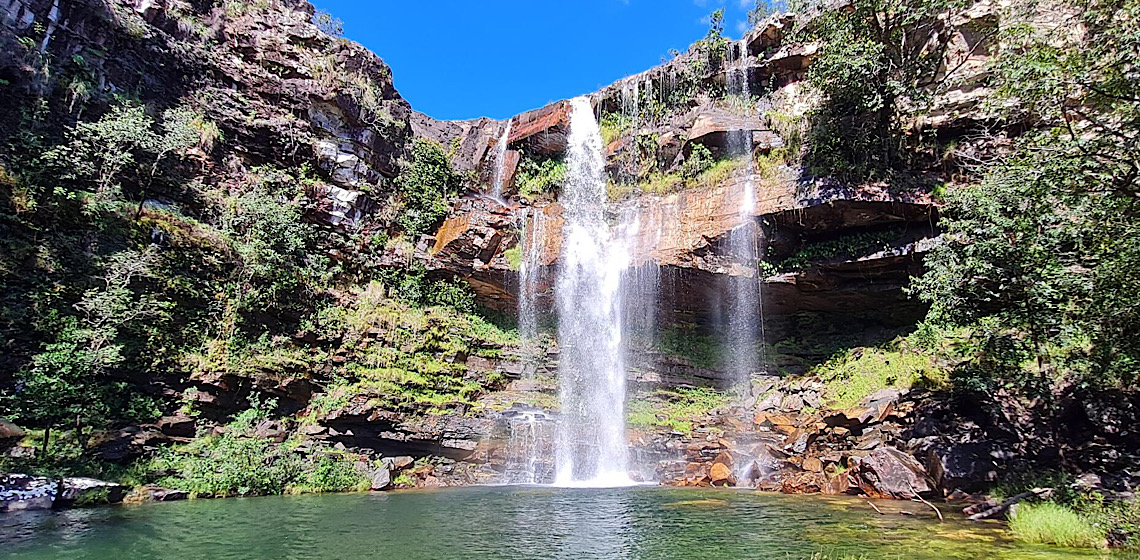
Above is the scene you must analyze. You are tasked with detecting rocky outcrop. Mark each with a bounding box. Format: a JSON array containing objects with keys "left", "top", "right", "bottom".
[{"left": 0, "top": 419, "right": 24, "bottom": 451}]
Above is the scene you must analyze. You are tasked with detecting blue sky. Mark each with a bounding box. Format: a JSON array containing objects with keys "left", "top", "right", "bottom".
[{"left": 312, "top": 0, "right": 762, "bottom": 120}]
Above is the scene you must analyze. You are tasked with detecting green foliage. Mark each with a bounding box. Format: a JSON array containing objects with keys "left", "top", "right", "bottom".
[
  {"left": 146, "top": 402, "right": 369, "bottom": 497},
  {"left": 795, "top": 0, "right": 962, "bottom": 181},
  {"left": 656, "top": 324, "right": 723, "bottom": 369},
  {"left": 1010, "top": 502, "right": 1106, "bottom": 549},
  {"left": 219, "top": 180, "right": 331, "bottom": 317},
  {"left": 813, "top": 344, "right": 947, "bottom": 409},
  {"left": 692, "top": 8, "right": 730, "bottom": 65},
  {"left": 397, "top": 139, "right": 458, "bottom": 236},
  {"left": 9, "top": 248, "right": 168, "bottom": 432},
  {"left": 912, "top": 136, "right": 1138, "bottom": 388},
  {"left": 773, "top": 230, "right": 900, "bottom": 272},
  {"left": 599, "top": 112, "right": 630, "bottom": 146},
  {"left": 303, "top": 281, "right": 516, "bottom": 416},
  {"left": 912, "top": 0, "right": 1140, "bottom": 388},
  {"left": 680, "top": 143, "right": 714, "bottom": 179},
  {"left": 312, "top": 9, "right": 343, "bottom": 37},
  {"left": 627, "top": 388, "right": 730, "bottom": 435},
  {"left": 504, "top": 246, "right": 522, "bottom": 271},
  {"left": 515, "top": 154, "right": 566, "bottom": 198}
]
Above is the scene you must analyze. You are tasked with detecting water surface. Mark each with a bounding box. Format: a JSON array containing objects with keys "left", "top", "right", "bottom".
[{"left": 0, "top": 487, "right": 1118, "bottom": 559}]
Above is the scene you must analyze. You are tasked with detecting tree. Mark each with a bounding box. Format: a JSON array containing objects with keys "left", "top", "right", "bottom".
[
  {"left": 12, "top": 248, "right": 168, "bottom": 452},
  {"left": 396, "top": 139, "right": 458, "bottom": 236},
  {"left": 795, "top": 0, "right": 967, "bottom": 180},
  {"left": 914, "top": 0, "right": 1140, "bottom": 387}
]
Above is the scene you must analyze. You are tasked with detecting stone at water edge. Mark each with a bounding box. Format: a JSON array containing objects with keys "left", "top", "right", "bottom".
[
  {"left": 56, "top": 478, "right": 127, "bottom": 507},
  {"left": 851, "top": 447, "right": 932, "bottom": 500},
  {"left": 124, "top": 486, "right": 190, "bottom": 503},
  {"left": 370, "top": 466, "right": 392, "bottom": 490},
  {"left": 709, "top": 463, "right": 735, "bottom": 486},
  {"left": 0, "top": 474, "right": 56, "bottom": 512}
]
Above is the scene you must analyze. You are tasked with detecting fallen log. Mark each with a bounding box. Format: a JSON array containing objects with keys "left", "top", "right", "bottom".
[{"left": 966, "top": 488, "right": 1054, "bottom": 521}]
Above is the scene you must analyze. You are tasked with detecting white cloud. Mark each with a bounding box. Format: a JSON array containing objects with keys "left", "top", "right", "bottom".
[{"left": 736, "top": 19, "right": 749, "bottom": 34}]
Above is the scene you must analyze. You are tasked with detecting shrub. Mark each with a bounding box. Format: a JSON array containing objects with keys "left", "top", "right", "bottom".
[
  {"left": 312, "top": 10, "right": 343, "bottom": 37},
  {"left": 1010, "top": 502, "right": 1106, "bottom": 549},
  {"left": 680, "top": 143, "right": 715, "bottom": 179},
  {"left": 397, "top": 139, "right": 458, "bottom": 236},
  {"left": 146, "top": 404, "right": 369, "bottom": 498},
  {"left": 515, "top": 155, "right": 566, "bottom": 198}
]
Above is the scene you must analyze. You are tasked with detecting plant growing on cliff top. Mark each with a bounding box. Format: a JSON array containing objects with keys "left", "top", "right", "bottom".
[
  {"left": 794, "top": 0, "right": 969, "bottom": 181},
  {"left": 397, "top": 139, "right": 458, "bottom": 236}
]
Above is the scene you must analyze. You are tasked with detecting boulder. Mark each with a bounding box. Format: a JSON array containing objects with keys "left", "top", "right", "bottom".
[
  {"left": 802, "top": 457, "right": 824, "bottom": 472},
  {"left": 157, "top": 414, "right": 196, "bottom": 438},
  {"left": 56, "top": 478, "right": 126, "bottom": 508},
  {"left": 383, "top": 456, "right": 415, "bottom": 470},
  {"left": 709, "top": 462, "right": 735, "bottom": 486},
  {"left": 851, "top": 447, "right": 932, "bottom": 499},
  {"left": 124, "top": 486, "right": 190, "bottom": 503},
  {"left": 0, "top": 419, "right": 25, "bottom": 451},
  {"left": 0, "top": 474, "right": 56, "bottom": 512},
  {"left": 924, "top": 442, "right": 999, "bottom": 491},
  {"left": 90, "top": 426, "right": 170, "bottom": 462}
]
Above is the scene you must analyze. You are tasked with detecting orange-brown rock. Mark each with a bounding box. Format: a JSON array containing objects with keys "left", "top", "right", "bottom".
[
  {"left": 803, "top": 457, "right": 824, "bottom": 472},
  {"left": 709, "top": 462, "right": 735, "bottom": 486},
  {"left": 508, "top": 101, "right": 570, "bottom": 155},
  {"left": 822, "top": 472, "right": 851, "bottom": 495}
]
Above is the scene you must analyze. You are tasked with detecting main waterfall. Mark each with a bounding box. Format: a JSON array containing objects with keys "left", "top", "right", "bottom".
[{"left": 553, "top": 97, "right": 634, "bottom": 487}]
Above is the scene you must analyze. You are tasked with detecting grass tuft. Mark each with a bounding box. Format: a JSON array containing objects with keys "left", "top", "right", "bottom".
[{"left": 1010, "top": 502, "right": 1106, "bottom": 549}]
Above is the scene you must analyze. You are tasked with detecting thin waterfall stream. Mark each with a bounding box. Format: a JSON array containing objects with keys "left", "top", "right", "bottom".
[
  {"left": 489, "top": 120, "right": 512, "bottom": 201},
  {"left": 725, "top": 40, "right": 765, "bottom": 391}
]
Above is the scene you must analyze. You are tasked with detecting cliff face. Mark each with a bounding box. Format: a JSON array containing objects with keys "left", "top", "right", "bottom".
[{"left": 0, "top": 0, "right": 1029, "bottom": 492}]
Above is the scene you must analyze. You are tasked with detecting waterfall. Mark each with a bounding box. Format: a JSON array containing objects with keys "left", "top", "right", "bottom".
[
  {"left": 490, "top": 120, "right": 513, "bottom": 200},
  {"left": 725, "top": 41, "right": 765, "bottom": 389},
  {"left": 553, "top": 97, "right": 634, "bottom": 487}
]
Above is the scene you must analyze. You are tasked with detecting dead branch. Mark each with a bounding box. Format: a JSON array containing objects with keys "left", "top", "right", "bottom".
[{"left": 966, "top": 488, "right": 1054, "bottom": 521}]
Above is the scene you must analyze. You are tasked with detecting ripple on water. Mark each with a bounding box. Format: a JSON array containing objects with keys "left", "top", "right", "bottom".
[{"left": 0, "top": 487, "right": 1119, "bottom": 560}]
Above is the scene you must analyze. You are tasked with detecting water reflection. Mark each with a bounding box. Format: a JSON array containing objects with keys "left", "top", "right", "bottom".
[{"left": 0, "top": 488, "right": 1118, "bottom": 560}]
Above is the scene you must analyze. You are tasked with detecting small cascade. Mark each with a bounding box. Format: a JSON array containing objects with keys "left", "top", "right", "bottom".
[
  {"left": 620, "top": 79, "right": 641, "bottom": 184},
  {"left": 500, "top": 406, "right": 555, "bottom": 485},
  {"left": 518, "top": 206, "right": 548, "bottom": 355},
  {"left": 490, "top": 120, "right": 513, "bottom": 201},
  {"left": 553, "top": 97, "right": 634, "bottom": 487}
]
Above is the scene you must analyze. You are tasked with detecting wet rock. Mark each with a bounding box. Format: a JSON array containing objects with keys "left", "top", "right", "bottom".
[
  {"left": 709, "top": 462, "right": 735, "bottom": 486},
  {"left": 383, "top": 456, "right": 415, "bottom": 470},
  {"left": 780, "top": 393, "right": 805, "bottom": 412},
  {"left": 124, "top": 486, "right": 190, "bottom": 503},
  {"left": 373, "top": 465, "right": 396, "bottom": 490},
  {"left": 803, "top": 457, "right": 824, "bottom": 472},
  {"left": 923, "top": 442, "right": 999, "bottom": 492},
  {"left": 56, "top": 478, "right": 126, "bottom": 508},
  {"left": 851, "top": 447, "right": 932, "bottom": 499},
  {"left": 0, "top": 474, "right": 56, "bottom": 512},
  {"left": 756, "top": 390, "right": 784, "bottom": 413},
  {"left": 90, "top": 426, "right": 170, "bottom": 462}
]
